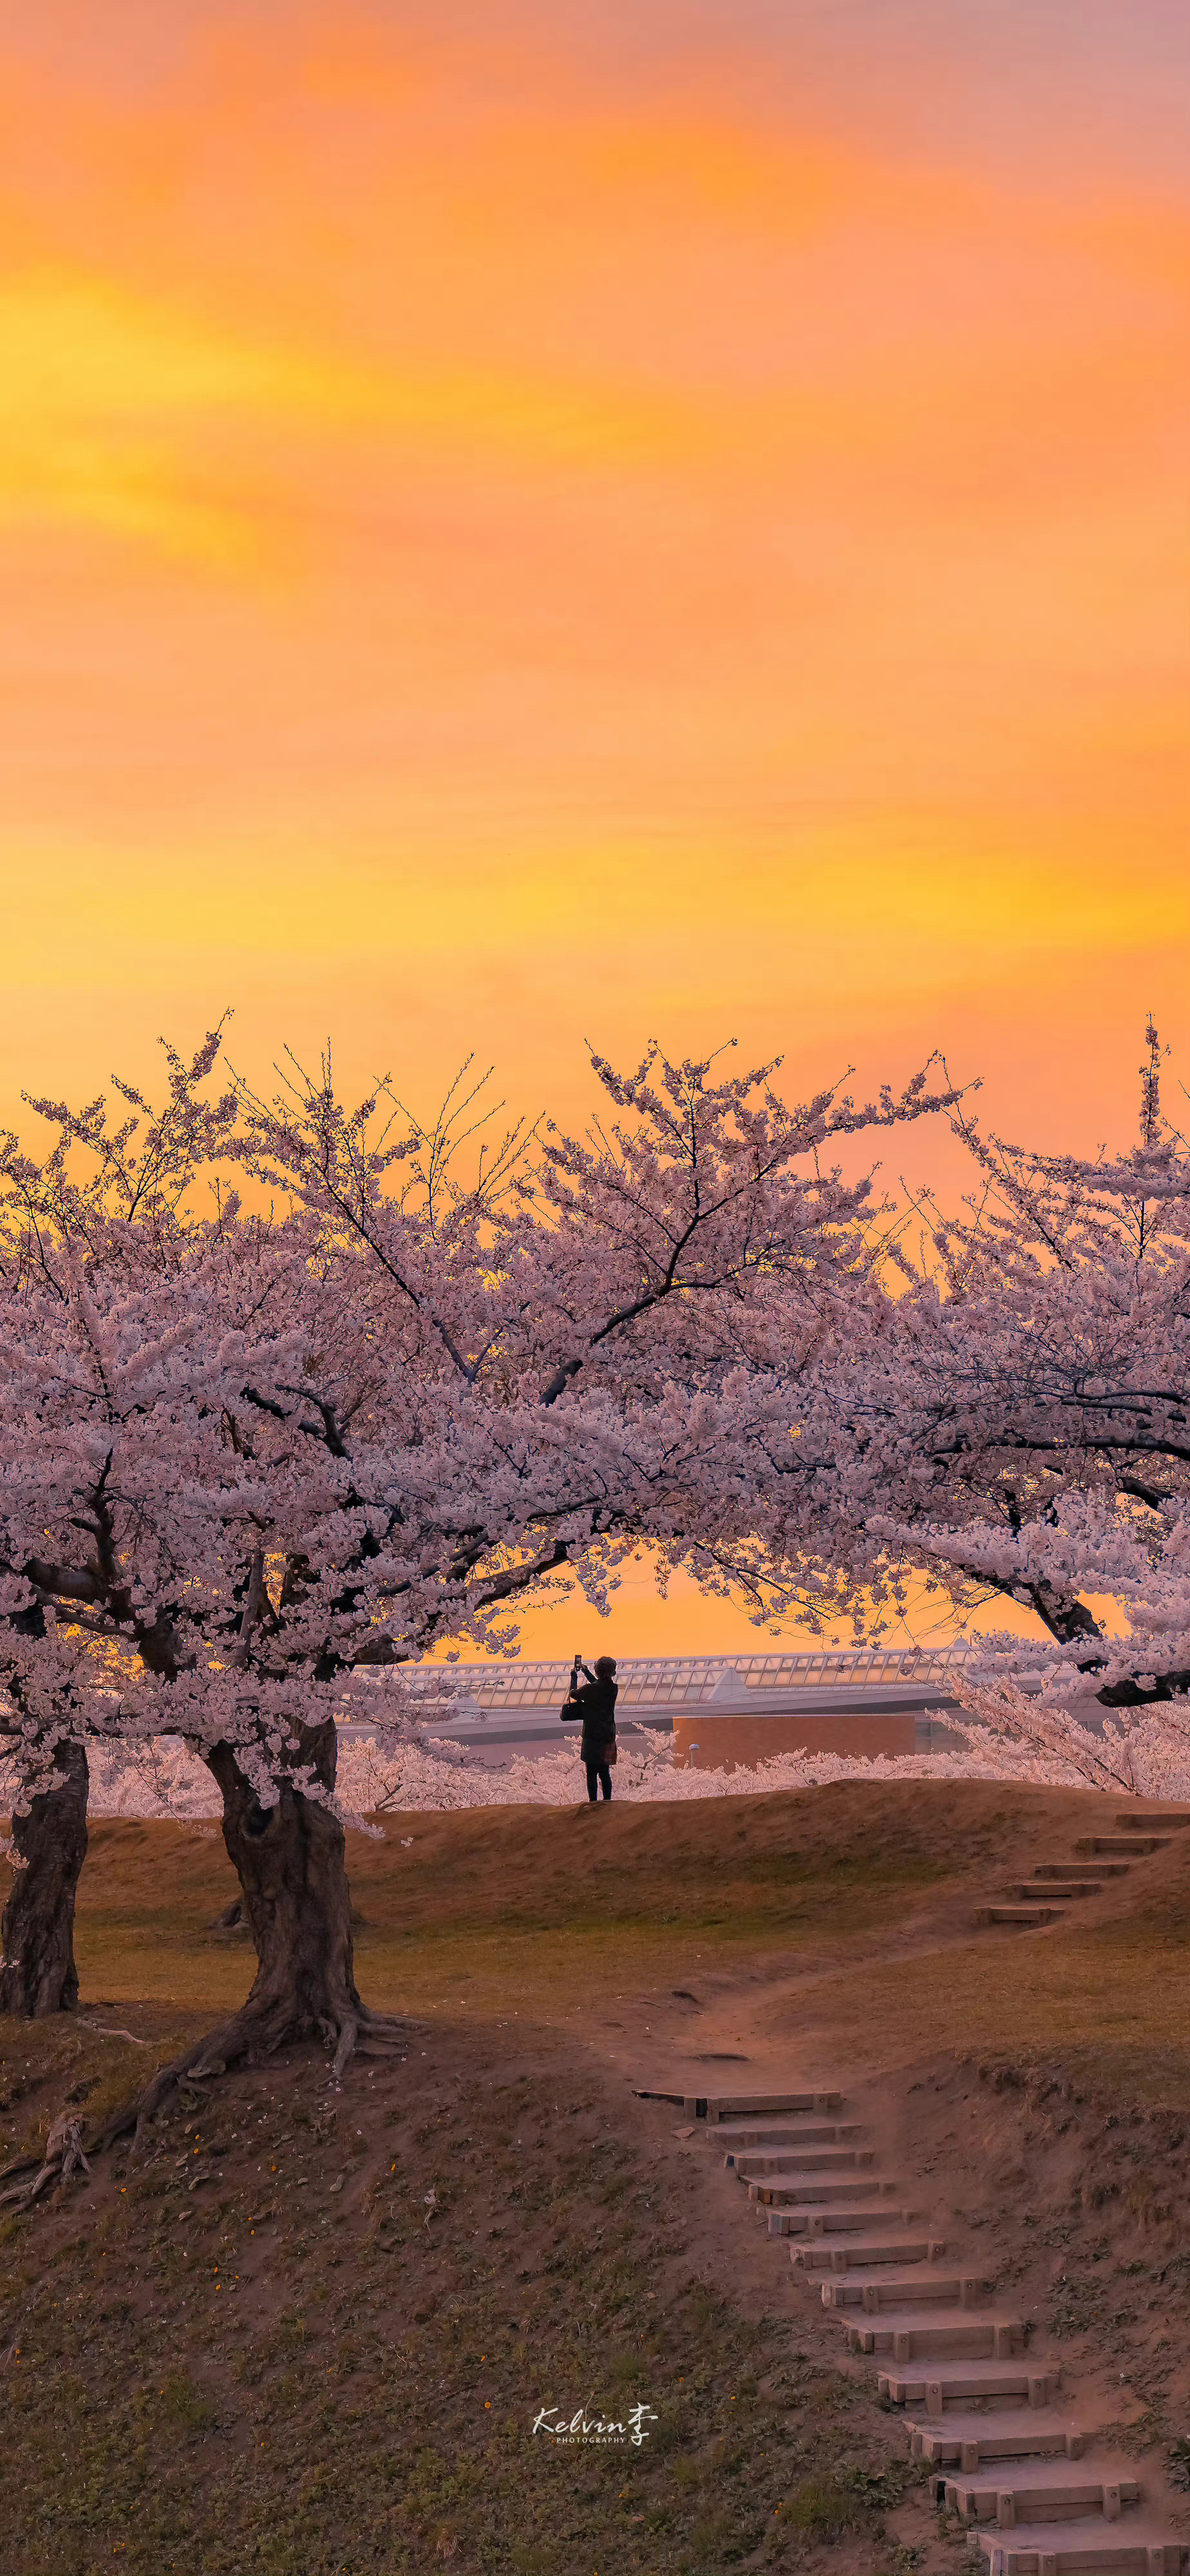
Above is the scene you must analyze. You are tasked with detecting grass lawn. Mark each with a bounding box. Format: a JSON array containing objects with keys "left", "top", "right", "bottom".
[{"left": 63, "top": 1792, "right": 956, "bottom": 2029}]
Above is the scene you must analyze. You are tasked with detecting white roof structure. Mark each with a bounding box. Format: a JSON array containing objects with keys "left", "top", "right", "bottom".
[
  {"left": 343, "top": 1642, "right": 976, "bottom": 1745},
  {"left": 399, "top": 1642, "right": 973, "bottom": 1712}
]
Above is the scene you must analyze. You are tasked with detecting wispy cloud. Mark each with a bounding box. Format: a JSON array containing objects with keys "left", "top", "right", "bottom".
[{"left": 0, "top": 1, "right": 1185, "bottom": 1178}]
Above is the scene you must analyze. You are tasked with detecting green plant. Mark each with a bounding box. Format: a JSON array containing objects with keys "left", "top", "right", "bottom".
[
  {"left": 845, "top": 2461, "right": 921, "bottom": 2509},
  {"left": 775, "top": 2474, "right": 866, "bottom": 2542},
  {"left": 689, "top": 2508, "right": 738, "bottom": 2562},
  {"left": 158, "top": 2370, "right": 216, "bottom": 2432}
]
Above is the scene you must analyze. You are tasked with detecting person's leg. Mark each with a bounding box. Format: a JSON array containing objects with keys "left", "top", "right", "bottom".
[
  {"left": 584, "top": 1759, "right": 599, "bottom": 1803},
  {"left": 598, "top": 1761, "right": 612, "bottom": 1800}
]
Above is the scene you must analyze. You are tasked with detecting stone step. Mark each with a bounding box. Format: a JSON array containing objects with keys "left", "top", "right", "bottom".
[
  {"left": 1031, "top": 1863, "right": 1131, "bottom": 1881},
  {"left": 941, "top": 2459, "right": 1141, "bottom": 2526},
  {"left": 768, "top": 2202, "right": 916, "bottom": 2239},
  {"left": 1113, "top": 1811, "right": 1190, "bottom": 1830},
  {"left": 879, "top": 2362, "right": 1062, "bottom": 2413},
  {"left": 974, "top": 1905, "right": 1068, "bottom": 1927},
  {"left": 821, "top": 2268, "right": 990, "bottom": 2311},
  {"left": 973, "top": 2518, "right": 1182, "bottom": 2574},
  {"left": 715, "top": 2120, "right": 869, "bottom": 2149},
  {"left": 842, "top": 2308, "right": 1025, "bottom": 2360},
  {"left": 909, "top": 2412, "right": 1087, "bottom": 2468},
  {"left": 1018, "top": 1882, "right": 1103, "bottom": 1902},
  {"left": 731, "top": 2145, "right": 874, "bottom": 2176},
  {"left": 749, "top": 2174, "right": 904, "bottom": 2207},
  {"left": 794, "top": 2235, "right": 945, "bottom": 2271},
  {"left": 1075, "top": 1837, "right": 1169, "bottom": 1859}
]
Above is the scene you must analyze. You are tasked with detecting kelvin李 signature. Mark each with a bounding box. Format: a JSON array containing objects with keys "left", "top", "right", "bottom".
[{"left": 531, "top": 2401, "right": 659, "bottom": 2447}]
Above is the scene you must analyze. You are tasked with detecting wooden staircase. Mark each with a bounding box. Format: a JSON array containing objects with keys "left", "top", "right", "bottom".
[
  {"left": 635, "top": 2049, "right": 1186, "bottom": 2571},
  {"left": 974, "top": 1810, "right": 1190, "bottom": 1931}
]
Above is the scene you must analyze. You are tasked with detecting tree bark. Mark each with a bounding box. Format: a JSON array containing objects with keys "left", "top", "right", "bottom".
[
  {"left": 204, "top": 1723, "right": 366, "bottom": 2063},
  {"left": 0, "top": 1742, "right": 89, "bottom": 2017}
]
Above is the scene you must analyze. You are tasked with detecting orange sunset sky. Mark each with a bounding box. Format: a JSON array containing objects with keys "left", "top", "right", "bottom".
[{"left": 1, "top": 1, "right": 1187, "bottom": 1654}]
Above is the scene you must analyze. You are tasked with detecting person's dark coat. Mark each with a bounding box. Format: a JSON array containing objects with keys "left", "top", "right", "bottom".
[{"left": 563, "top": 1674, "right": 618, "bottom": 1760}]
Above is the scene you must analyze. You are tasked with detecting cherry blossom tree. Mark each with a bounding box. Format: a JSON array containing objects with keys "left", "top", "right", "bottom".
[
  {"left": 0, "top": 1027, "right": 953, "bottom": 2112},
  {"left": 230, "top": 1039, "right": 958, "bottom": 1640},
  {"left": 817, "top": 1024, "right": 1190, "bottom": 1778},
  {"left": 0, "top": 1030, "right": 240, "bottom": 2013}
]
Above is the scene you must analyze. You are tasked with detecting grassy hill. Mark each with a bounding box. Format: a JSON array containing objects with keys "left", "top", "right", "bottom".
[{"left": 1, "top": 1781, "right": 1189, "bottom": 2573}]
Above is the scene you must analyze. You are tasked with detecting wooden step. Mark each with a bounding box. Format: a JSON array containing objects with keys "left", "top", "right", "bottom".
[
  {"left": 701, "top": 2090, "right": 842, "bottom": 2123},
  {"left": 909, "top": 2411, "right": 1086, "bottom": 2468},
  {"left": 632, "top": 2087, "right": 842, "bottom": 2118},
  {"left": 715, "top": 2120, "right": 867, "bottom": 2150},
  {"left": 1075, "top": 1837, "right": 1169, "bottom": 1858},
  {"left": 768, "top": 2202, "right": 916, "bottom": 2238},
  {"left": 842, "top": 2308, "right": 1025, "bottom": 2360},
  {"left": 795, "top": 2235, "right": 945, "bottom": 2270},
  {"left": 973, "top": 2519, "right": 1182, "bottom": 2574},
  {"left": 1031, "top": 1862, "right": 1131, "bottom": 1880},
  {"left": 821, "top": 2268, "right": 988, "bottom": 2311},
  {"left": 1018, "top": 1882, "right": 1102, "bottom": 1902},
  {"left": 1114, "top": 1811, "right": 1190, "bottom": 1830},
  {"left": 748, "top": 2173, "right": 902, "bottom": 2207},
  {"left": 732, "top": 2146, "right": 873, "bottom": 2177},
  {"left": 975, "top": 1904, "right": 1068, "bottom": 1927},
  {"left": 879, "top": 2362, "right": 1062, "bottom": 2412},
  {"left": 942, "top": 2458, "right": 1140, "bottom": 2526},
  {"left": 806, "top": 2197, "right": 913, "bottom": 2235}
]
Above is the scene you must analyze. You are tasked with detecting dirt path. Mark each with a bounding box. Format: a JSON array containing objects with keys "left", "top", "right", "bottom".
[{"left": 562, "top": 1797, "right": 1190, "bottom": 2575}]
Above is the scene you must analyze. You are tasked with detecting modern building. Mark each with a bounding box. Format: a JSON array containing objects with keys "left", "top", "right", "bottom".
[{"left": 347, "top": 1644, "right": 976, "bottom": 1764}]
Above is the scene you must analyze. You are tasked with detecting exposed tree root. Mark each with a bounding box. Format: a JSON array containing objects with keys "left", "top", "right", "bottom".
[
  {"left": 77, "top": 2021, "right": 153, "bottom": 2046},
  {"left": 2, "top": 1744, "right": 426, "bottom": 2192},
  {"left": 0, "top": 2111, "right": 91, "bottom": 2206},
  {"left": 68, "top": 1739, "right": 426, "bottom": 2146},
  {"left": 0, "top": 2001, "right": 426, "bottom": 2203},
  {"left": 89, "top": 1996, "right": 425, "bottom": 2155}
]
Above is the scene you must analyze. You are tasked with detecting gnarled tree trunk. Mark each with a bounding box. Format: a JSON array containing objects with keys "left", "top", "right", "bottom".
[
  {"left": 205, "top": 1726, "right": 366, "bottom": 2062},
  {"left": 0, "top": 1742, "right": 89, "bottom": 2016},
  {"left": 95, "top": 1718, "right": 417, "bottom": 2147}
]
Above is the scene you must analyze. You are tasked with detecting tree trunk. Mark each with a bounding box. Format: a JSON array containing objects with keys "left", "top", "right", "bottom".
[
  {"left": 204, "top": 1725, "right": 366, "bottom": 2060},
  {"left": 90, "top": 1720, "right": 420, "bottom": 2153},
  {"left": 0, "top": 1742, "right": 89, "bottom": 2016}
]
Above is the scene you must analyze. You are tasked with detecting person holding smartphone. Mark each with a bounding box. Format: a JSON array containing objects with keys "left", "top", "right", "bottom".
[{"left": 562, "top": 1652, "right": 619, "bottom": 1801}]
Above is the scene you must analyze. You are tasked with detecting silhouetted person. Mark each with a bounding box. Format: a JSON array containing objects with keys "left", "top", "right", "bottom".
[{"left": 563, "top": 1654, "right": 618, "bottom": 1801}]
